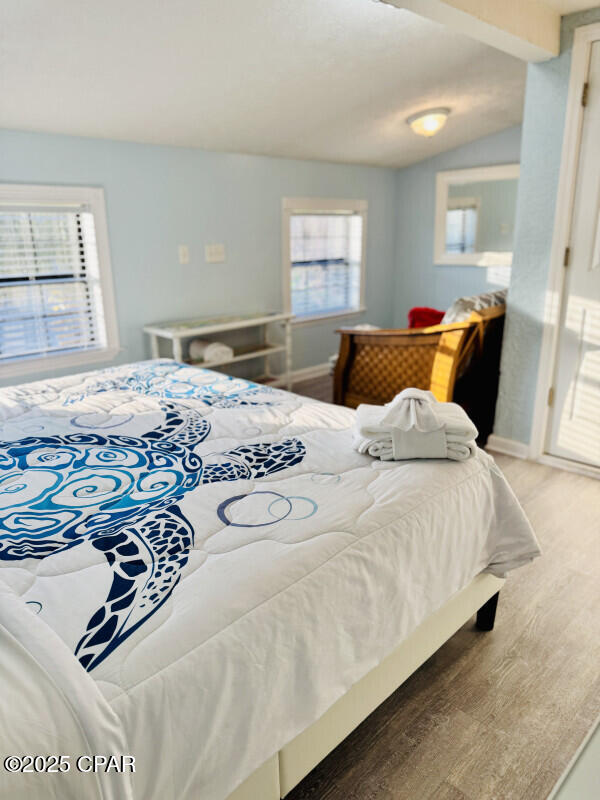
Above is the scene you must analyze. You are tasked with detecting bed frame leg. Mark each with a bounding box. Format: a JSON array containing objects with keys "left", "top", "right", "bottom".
[{"left": 476, "top": 592, "right": 499, "bottom": 631}]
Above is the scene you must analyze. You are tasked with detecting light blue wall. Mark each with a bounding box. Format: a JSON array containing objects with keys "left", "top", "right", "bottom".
[
  {"left": 6, "top": 5, "right": 595, "bottom": 427},
  {"left": 392, "top": 126, "right": 522, "bottom": 328},
  {"left": 494, "top": 7, "right": 600, "bottom": 444},
  {"left": 0, "top": 130, "right": 397, "bottom": 386}
]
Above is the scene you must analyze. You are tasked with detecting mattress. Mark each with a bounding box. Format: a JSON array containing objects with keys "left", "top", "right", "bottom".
[{"left": 0, "top": 360, "right": 540, "bottom": 800}]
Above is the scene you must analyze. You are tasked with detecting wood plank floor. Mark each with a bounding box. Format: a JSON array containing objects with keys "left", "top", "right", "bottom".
[{"left": 288, "top": 375, "right": 600, "bottom": 800}]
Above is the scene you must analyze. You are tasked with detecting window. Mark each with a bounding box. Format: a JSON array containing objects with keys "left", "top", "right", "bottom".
[
  {"left": 0, "top": 184, "right": 119, "bottom": 377},
  {"left": 283, "top": 198, "right": 367, "bottom": 322},
  {"left": 445, "top": 197, "right": 478, "bottom": 254}
]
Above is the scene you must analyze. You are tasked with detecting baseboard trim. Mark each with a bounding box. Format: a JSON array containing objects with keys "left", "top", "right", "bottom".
[
  {"left": 487, "top": 437, "right": 599, "bottom": 477},
  {"left": 537, "top": 454, "right": 600, "bottom": 480},
  {"left": 486, "top": 435, "right": 530, "bottom": 459},
  {"left": 288, "top": 363, "right": 331, "bottom": 383}
]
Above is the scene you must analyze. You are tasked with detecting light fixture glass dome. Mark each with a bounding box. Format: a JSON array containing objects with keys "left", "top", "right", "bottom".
[{"left": 406, "top": 107, "right": 450, "bottom": 137}]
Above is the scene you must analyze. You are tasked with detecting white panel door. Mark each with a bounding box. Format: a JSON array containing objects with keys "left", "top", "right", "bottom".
[{"left": 547, "top": 41, "right": 600, "bottom": 468}]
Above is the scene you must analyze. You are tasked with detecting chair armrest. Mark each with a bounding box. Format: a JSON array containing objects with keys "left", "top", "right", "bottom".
[{"left": 336, "top": 323, "right": 458, "bottom": 338}]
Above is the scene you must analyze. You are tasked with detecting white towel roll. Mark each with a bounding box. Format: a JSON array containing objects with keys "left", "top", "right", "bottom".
[{"left": 188, "top": 339, "right": 234, "bottom": 363}]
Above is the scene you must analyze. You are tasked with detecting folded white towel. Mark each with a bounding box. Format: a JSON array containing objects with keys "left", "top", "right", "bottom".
[
  {"left": 188, "top": 339, "right": 234, "bottom": 364},
  {"left": 354, "top": 387, "right": 478, "bottom": 462}
]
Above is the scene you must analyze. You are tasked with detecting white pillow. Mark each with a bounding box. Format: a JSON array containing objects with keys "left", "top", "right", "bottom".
[{"left": 441, "top": 289, "right": 507, "bottom": 324}]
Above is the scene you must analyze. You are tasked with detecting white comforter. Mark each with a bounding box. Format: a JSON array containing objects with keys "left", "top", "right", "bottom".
[{"left": 0, "top": 360, "right": 540, "bottom": 800}]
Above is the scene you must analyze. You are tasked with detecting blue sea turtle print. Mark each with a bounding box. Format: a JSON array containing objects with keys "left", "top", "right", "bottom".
[{"left": 0, "top": 366, "right": 305, "bottom": 672}]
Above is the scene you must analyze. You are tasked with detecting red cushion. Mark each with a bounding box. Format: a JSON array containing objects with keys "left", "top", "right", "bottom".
[{"left": 407, "top": 307, "right": 445, "bottom": 329}]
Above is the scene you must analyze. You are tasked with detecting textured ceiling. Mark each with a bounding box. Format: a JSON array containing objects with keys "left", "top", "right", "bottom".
[{"left": 0, "top": 0, "right": 527, "bottom": 167}]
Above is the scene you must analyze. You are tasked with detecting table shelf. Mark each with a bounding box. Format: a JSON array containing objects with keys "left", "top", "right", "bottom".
[
  {"left": 143, "top": 311, "right": 293, "bottom": 389},
  {"left": 144, "top": 312, "right": 292, "bottom": 339},
  {"left": 186, "top": 343, "right": 286, "bottom": 369}
]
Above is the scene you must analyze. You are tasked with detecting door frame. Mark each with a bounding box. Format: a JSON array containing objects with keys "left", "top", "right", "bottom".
[{"left": 530, "top": 22, "right": 600, "bottom": 476}]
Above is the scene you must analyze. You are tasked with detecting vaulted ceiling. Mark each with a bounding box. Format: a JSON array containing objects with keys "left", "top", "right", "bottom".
[{"left": 0, "top": 0, "right": 530, "bottom": 167}]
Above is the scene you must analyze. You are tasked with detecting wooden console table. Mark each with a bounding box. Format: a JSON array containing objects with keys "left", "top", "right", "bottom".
[{"left": 144, "top": 311, "right": 293, "bottom": 389}]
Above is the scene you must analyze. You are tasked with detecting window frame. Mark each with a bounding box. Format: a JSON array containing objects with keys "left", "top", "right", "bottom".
[
  {"left": 0, "top": 183, "right": 120, "bottom": 379},
  {"left": 282, "top": 197, "right": 367, "bottom": 326},
  {"left": 434, "top": 163, "right": 519, "bottom": 267}
]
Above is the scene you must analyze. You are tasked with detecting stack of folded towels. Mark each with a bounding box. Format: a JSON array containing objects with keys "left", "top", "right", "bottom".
[{"left": 353, "top": 387, "right": 478, "bottom": 462}]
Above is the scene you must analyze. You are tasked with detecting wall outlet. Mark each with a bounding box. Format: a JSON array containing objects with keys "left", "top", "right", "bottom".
[
  {"left": 205, "top": 243, "right": 226, "bottom": 263},
  {"left": 178, "top": 244, "right": 190, "bottom": 265}
]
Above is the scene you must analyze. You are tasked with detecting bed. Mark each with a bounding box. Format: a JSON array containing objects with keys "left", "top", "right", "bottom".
[{"left": 0, "top": 360, "right": 540, "bottom": 800}]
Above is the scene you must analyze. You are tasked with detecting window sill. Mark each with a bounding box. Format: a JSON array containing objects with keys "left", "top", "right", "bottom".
[
  {"left": 291, "top": 307, "right": 367, "bottom": 328},
  {"left": 0, "top": 345, "right": 120, "bottom": 382}
]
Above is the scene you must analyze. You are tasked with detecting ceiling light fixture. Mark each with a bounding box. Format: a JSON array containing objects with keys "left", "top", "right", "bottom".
[{"left": 406, "top": 107, "right": 450, "bottom": 137}]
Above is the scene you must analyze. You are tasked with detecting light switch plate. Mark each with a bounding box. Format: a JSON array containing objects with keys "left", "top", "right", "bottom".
[
  {"left": 178, "top": 244, "right": 190, "bottom": 265},
  {"left": 205, "top": 243, "right": 226, "bottom": 263}
]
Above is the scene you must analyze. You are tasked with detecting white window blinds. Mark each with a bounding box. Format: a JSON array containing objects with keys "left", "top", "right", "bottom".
[
  {"left": 445, "top": 200, "right": 478, "bottom": 254},
  {"left": 0, "top": 205, "right": 109, "bottom": 364},
  {"left": 289, "top": 212, "right": 363, "bottom": 318}
]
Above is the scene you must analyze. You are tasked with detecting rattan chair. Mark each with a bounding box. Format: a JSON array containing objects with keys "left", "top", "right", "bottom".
[{"left": 333, "top": 305, "right": 505, "bottom": 446}]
